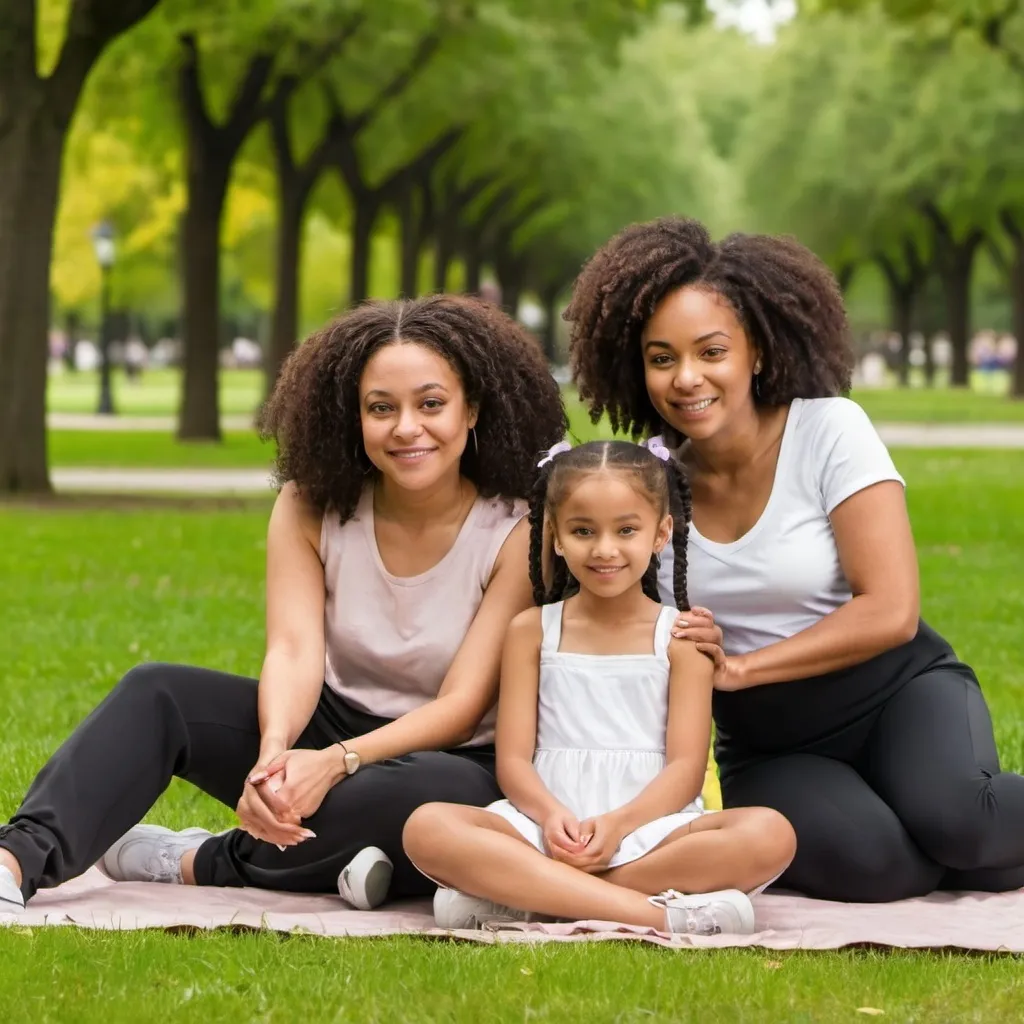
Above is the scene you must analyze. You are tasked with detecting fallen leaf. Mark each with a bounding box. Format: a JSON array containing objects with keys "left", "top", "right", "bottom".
[
  {"left": 856, "top": 1009, "right": 884, "bottom": 1016},
  {"left": 520, "top": 967, "right": 533, "bottom": 976},
  {"left": 763, "top": 960, "right": 783, "bottom": 970}
]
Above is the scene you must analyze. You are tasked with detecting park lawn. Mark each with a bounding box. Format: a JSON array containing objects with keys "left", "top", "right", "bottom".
[
  {"left": 48, "top": 429, "right": 277, "bottom": 469},
  {"left": 1, "top": 449, "right": 1023, "bottom": 1020}
]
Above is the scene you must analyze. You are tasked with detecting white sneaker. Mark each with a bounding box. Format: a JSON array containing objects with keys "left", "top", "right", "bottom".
[
  {"left": 0, "top": 865, "right": 25, "bottom": 914},
  {"left": 337, "top": 846, "right": 393, "bottom": 910},
  {"left": 432, "top": 886, "right": 532, "bottom": 929},
  {"left": 649, "top": 888, "right": 756, "bottom": 935},
  {"left": 101, "top": 825, "right": 213, "bottom": 884}
]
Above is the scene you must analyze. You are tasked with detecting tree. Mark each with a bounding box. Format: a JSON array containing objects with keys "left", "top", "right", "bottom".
[{"left": 0, "top": 0, "right": 162, "bottom": 494}]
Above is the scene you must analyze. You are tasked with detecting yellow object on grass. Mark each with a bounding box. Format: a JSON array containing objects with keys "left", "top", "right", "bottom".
[{"left": 702, "top": 746, "right": 722, "bottom": 810}]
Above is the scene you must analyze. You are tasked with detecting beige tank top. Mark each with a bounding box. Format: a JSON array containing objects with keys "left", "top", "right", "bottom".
[{"left": 319, "top": 486, "right": 526, "bottom": 745}]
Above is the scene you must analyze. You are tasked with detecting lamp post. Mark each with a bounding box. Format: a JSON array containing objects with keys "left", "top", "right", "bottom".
[{"left": 91, "top": 221, "right": 116, "bottom": 415}]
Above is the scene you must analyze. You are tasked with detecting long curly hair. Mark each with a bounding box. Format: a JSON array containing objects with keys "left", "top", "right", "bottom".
[
  {"left": 565, "top": 216, "right": 855, "bottom": 439},
  {"left": 260, "top": 296, "right": 568, "bottom": 521},
  {"left": 528, "top": 440, "right": 692, "bottom": 611}
]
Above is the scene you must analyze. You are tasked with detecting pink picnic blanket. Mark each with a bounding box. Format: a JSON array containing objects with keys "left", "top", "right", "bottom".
[{"left": 3, "top": 869, "right": 1021, "bottom": 951}]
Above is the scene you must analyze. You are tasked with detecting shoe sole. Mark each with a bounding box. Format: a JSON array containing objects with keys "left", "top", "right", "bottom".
[{"left": 339, "top": 851, "right": 393, "bottom": 911}]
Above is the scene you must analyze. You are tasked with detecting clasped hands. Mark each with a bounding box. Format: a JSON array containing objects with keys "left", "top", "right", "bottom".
[
  {"left": 235, "top": 746, "right": 341, "bottom": 848},
  {"left": 542, "top": 807, "right": 628, "bottom": 873}
]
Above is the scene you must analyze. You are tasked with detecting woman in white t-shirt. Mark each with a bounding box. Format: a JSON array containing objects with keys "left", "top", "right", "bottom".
[{"left": 565, "top": 216, "right": 1024, "bottom": 903}]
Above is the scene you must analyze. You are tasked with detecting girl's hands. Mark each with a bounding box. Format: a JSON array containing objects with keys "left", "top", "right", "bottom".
[
  {"left": 671, "top": 606, "right": 722, "bottom": 646},
  {"left": 561, "top": 814, "right": 627, "bottom": 874},
  {"left": 542, "top": 808, "right": 587, "bottom": 859}
]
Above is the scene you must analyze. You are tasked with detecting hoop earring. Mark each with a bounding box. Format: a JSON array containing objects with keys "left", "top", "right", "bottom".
[
  {"left": 472, "top": 427, "right": 479, "bottom": 457},
  {"left": 752, "top": 374, "right": 761, "bottom": 400}
]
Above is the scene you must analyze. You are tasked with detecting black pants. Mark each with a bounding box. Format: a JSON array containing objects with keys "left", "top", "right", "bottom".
[
  {"left": 720, "top": 665, "right": 1024, "bottom": 902},
  {"left": 0, "top": 663, "right": 501, "bottom": 902}
]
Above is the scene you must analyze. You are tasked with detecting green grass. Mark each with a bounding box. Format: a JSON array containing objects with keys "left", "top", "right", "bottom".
[
  {"left": 2, "top": 931, "right": 1024, "bottom": 1023},
  {"left": 2, "top": 450, "right": 1023, "bottom": 1019},
  {"left": 48, "top": 430, "right": 277, "bottom": 469}
]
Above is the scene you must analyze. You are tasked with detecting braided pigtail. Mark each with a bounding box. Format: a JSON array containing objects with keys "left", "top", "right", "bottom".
[
  {"left": 640, "top": 557, "right": 662, "bottom": 603},
  {"left": 664, "top": 458, "right": 693, "bottom": 612},
  {"left": 527, "top": 468, "right": 553, "bottom": 605}
]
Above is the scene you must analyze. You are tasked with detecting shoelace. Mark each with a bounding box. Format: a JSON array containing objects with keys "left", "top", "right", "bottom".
[
  {"left": 648, "top": 890, "right": 722, "bottom": 936},
  {"left": 140, "top": 844, "right": 183, "bottom": 884}
]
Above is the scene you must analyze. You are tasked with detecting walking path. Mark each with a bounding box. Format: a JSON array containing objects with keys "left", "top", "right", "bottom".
[
  {"left": 49, "top": 413, "right": 256, "bottom": 431},
  {"left": 51, "top": 468, "right": 274, "bottom": 494}
]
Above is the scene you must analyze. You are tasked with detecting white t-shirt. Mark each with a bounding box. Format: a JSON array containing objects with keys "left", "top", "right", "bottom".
[{"left": 657, "top": 397, "right": 904, "bottom": 656}]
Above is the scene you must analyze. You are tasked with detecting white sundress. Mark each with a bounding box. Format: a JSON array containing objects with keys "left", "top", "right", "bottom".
[{"left": 485, "top": 601, "right": 706, "bottom": 868}]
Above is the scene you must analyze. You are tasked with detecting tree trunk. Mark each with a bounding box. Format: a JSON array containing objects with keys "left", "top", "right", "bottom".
[
  {"left": 945, "top": 246, "right": 975, "bottom": 388},
  {"left": 0, "top": 101, "right": 64, "bottom": 492},
  {"left": 463, "top": 232, "right": 482, "bottom": 295},
  {"left": 434, "top": 209, "right": 457, "bottom": 293},
  {"left": 0, "top": 0, "right": 161, "bottom": 492},
  {"left": 1009, "top": 232, "right": 1024, "bottom": 400},
  {"left": 893, "top": 287, "right": 914, "bottom": 387},
  {"left": 397, "top": 183, "right": 418, "bottom": 298},
  {"left": 266, "top": 184, "right": 305, "bottom": 396},
  {"left": 349, "top": 197, "right": 377, "bottom": 306},
  {"left": 178, "top": 161, "right": 229, "bottom": 439},
  {"left": 64, "top": 309, "right": 81, "bottom": 371},
  {"left": 540, "top": 284, "right": 560, "bottom": 363}
]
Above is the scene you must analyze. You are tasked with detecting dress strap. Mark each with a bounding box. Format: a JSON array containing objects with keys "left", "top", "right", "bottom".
[
  {"left": 653, "top": 605, "right": 676, "bottom": 659},
  {"left": 540, "top": 601, "right": 564, "bottom": 654}
]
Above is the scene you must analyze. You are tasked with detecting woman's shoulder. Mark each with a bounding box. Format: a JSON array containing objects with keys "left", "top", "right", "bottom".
[{"left": 790, "top": 396, "right": 873, "bottom": 437}]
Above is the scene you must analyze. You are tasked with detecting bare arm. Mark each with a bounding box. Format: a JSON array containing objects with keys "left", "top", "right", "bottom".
[
  {"left": 492, "top": 608, "right": 569, "bottom": 823},
  {"left": 257, "top": 482, "right": 328, "bottom": 759},
  {"left": 732, "top": 481, "right": 920, "bottom": 688},
  {"left": 321, "top": 518, "right": 536, "bottom": 782},
  {"left": 606, "top": 638, "right": 712, "bottom": 836}
]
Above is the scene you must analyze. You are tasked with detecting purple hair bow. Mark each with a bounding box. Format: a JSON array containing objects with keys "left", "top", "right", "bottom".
[
  {"left": 642, "top": 436, "right": 672, "bottom": 462},
  {"left": 537, "top": 440, "right": 572, "bottom": 468}
]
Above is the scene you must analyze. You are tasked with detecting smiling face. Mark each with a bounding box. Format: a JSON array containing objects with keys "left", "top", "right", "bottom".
[
  {"left": 552, "top": 471, "right": 672, "bottom": 600},
  {"left": 359, "top": 340, "right": 477, "bottom": 493},
  {"left": 641, "top": 285, "right": 760, "bottom": 441}
]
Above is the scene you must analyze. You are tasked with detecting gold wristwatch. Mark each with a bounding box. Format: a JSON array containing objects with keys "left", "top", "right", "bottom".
[{"left": 337, "top": 741, "right": 361, "bottom": 776}]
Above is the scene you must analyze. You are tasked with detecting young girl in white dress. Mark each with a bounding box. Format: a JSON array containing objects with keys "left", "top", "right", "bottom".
[{"left": 403, "top": 439, "right": 796, "bottom": 935}]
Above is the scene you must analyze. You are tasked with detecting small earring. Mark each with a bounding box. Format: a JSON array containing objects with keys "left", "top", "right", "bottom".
[
  {"left": 472, "top": 427, "right": 479, "bottom": 456},
  {"left": 753, "top": 373, "right": 761, "bottom": 400}
]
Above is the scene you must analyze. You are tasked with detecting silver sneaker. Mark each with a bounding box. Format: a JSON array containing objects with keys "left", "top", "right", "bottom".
[
  {"left": 337, "top": 846, "right": 393, "bottom": 910},
  {"left": 0, "top": 865, "right": 25, "bottom": 914},
  {"left": 432, "top": 886, "right": 533, "bottom": 929},
  {"left": 649, "top": 888, "right": 756, "bottom": 935},
  {"left": 101, "top": 825, "right": 213, "bottom": 884}
]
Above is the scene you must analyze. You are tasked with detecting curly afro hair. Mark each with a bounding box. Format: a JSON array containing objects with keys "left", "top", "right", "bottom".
[
  {"left": 565, "top": 216, "right": 855, "bottom": 439},
  {"left": 260, "top": 295, "right": 568, "bottom": 523}
]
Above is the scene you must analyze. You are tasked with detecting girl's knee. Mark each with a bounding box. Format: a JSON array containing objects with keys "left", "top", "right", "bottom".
[
  {"left": 734, "top": 806, "right": 798, "bottom": 875},
  {"left": 402, "top": 802, "right": 462, "bottom": 868}
]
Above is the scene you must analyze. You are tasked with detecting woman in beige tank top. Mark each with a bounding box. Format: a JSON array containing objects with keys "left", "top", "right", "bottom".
[{"left": 0, "top": 296, "right": 566, "bottom": 916}]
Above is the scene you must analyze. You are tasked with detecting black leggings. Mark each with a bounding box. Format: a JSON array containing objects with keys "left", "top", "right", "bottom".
[
  {"left": 721, "top": 666, "right": 1024, "bottom": 902},
  {"left": 0, "top": 663, "right": 500, "bottom": 903}
]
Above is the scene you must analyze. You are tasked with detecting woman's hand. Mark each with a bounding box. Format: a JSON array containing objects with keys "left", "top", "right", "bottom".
[
  {"left": 250, "top": 748, "right": 340, "bottom": 822},
  {"left": 672, "top": 606, "right": 723, "bottom": 646},
  {"left": 542, "top": 807, "right": 587, "bottom": 860},
  {"left": 695, "top": 643, "right": 749, "bottom": 691},
  {"left": 560, "top": 814, "right": 627, "bottom": 874},
  {"left": 236, "top": 747, "right": 311, "bottom": 847}
]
